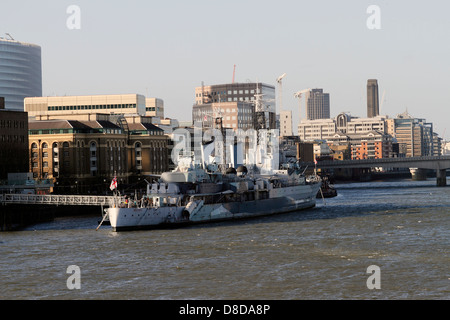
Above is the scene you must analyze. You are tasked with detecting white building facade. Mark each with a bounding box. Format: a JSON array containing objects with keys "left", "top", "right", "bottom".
[{"left": 298, "top": 113, "right": 388, "bottom": 141}]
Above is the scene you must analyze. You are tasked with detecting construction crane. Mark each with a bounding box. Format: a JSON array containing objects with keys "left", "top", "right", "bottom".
[
  {"left": 276, "top": 73, "right": 287, "bottom": 112},
  {"left": 232, "top": 65, "right": 236, "bottom": 84},
  {"left": 294, "top": 88, "right": 311, "bottom": 122}
]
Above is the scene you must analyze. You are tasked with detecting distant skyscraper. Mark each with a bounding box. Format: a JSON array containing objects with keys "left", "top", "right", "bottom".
[
  {"left": 306, "top": 89, "right": 330, "bottom": 120},
  {"left": 0, "top": 37, "right": 42, "bottom": 111},
  {"left": 367, "top": 79, "right": 379, "bottom": 118}
]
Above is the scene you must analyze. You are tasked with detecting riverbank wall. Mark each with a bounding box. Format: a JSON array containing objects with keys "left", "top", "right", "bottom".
[{"left": 0, "top": 205, "right": 102, "bottom": 231}]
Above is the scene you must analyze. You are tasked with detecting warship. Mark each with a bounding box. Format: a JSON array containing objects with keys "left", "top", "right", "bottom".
[{"left": 103, "top": 160, "right": 321, "bottom": 231}]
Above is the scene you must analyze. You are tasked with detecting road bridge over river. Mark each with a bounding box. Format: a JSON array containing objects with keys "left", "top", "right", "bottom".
[{"left": 311, "top": 156, "right": 450, "bottom": 186}]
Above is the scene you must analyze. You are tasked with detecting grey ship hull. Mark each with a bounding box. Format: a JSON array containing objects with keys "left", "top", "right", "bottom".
[{"left": 107, "top": 183, "right": 320, "bottom": 232}]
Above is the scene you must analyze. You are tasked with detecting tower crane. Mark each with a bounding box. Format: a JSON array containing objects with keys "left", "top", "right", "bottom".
[
  {"left": 276, "top": 73, "right": 287, "bottom": 112},
  {"left": 294, "top": 88, "right": 311, "bottom": 122}
]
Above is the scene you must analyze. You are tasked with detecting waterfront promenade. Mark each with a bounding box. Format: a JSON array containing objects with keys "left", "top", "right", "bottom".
[
  {"left": 0, "top": 194, "right": 117, "bottom": 206},
  {"left": 0, "top": 194, "right": 123, "bottom": 231}
]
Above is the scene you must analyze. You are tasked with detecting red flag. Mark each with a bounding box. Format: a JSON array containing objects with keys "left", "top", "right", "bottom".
[{"left": 110, "top": 177, "right": 117, "bottom": 191}]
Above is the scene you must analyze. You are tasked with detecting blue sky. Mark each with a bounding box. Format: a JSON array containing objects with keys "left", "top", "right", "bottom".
[{"left": 1, "top": 0, "right": 449, "bottom": 137}]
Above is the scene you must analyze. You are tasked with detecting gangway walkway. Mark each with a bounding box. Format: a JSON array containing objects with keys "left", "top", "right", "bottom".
[{"left": 0, "top": 194, "right": 121, "bottom": 206}]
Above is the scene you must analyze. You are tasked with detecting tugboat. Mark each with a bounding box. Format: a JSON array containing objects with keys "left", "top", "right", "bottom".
[{"left": 317, "top": 175, "right": 337, "bottom": 198}]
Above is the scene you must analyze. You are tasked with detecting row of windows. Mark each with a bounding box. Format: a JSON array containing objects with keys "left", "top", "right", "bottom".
[
  {"left": 31, "top": 140, "right": 166, "bottom": 150},
  {"left": 0, "top": 119, "right": 26, "bottom": 129},
  {"left": 196, "top": 89, "right": 258, "bottom": 97},
  {"left": 30, "top": 128, "right": 162, "bottom": 135},
  {"left": 129, "top": 130, "right": 164, "bottom": 136},
  {"left": 193, "top": 107, "right": 253, "bottom": 116},
  {"left": 30, "top": 129, "right": 71, "bottom": 135},
  {"left": 196, "top": 97, "right": 256, "bottom": 104},
  {"left": 1, "top": 135, "right": 26, "bottom": 143},
  {"left": 219, "top": 115, "right": 254, "bottom": 121},
  {"left": 30, "top": 129, "right": 122, "bottom": 135},
  {"left": 32, "top": 142, "right": 67, "bottom": 149},
  {"left": 47, "top": 104, "right": 137, "bottom": 111},
  {"left": 32, "top": 150, "right": 70, "bottom": 157}
]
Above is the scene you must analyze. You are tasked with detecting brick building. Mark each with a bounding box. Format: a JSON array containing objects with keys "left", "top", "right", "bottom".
[{"left": 28, "top": 113, "right": 168, "bottom": 194}]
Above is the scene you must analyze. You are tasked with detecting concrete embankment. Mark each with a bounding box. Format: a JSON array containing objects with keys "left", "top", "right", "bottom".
[{"left": 0, "top": 205, "right": 101, "bottom": 231}]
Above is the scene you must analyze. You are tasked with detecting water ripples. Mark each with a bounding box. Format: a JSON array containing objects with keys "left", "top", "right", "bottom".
[{"left": 1, "top": 179, "right": 449, "bottom": 299}]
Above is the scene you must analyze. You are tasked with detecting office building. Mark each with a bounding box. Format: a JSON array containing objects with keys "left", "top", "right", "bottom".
[
  {"left": 367, "top": 79, "right": 379, "bottom": 118},
  {"left": 298, "top": 112, "right": 393, "bottom": 159},
  {"left": 25, "top": 94, "right": 147, "bottom": 118},
  {"left": 194, "top": 82, "right": 276, "bottom": 129},
  {"left": 386, "top": 111, "right": 436, "bottom": 157},
  {"left": 0, "top": 105, "right": 29, "bottom": 179},
  {"left": 192, "top": 101, "right": 255, "bottom": 131},
  {"left": 298, "top": 113, "right": 388, "bottom": 141},
  {"left": 0, "top": 37, "right": 42, "bottom": 111},
  {"left": 146, "top": 98, "right": 164, "bottom": 118},
  {"left": 306, "top": 89, "right": 330, "bottom": 120},
  {"left": 195, "top": 82, "right": 275, "bottom": 111}
]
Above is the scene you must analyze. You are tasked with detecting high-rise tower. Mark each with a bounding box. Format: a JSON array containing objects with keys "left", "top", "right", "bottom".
[
  {"left": 0, "top": 36, "right": 42, "bottom": 110},
  {"left": 306, "top": 88, "right": 330, "bottom": 120},
  {"left": 367, "top": 79, "right": 379, "bottom": 118}
]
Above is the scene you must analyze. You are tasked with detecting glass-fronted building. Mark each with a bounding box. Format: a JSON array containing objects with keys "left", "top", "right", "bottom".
[{"left": 0, "top": 37, "right": 42, "bottom": 110}]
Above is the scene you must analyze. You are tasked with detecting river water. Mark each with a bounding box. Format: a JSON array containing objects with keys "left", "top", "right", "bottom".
[{"left": 0, "top": 179, "right": 448, "bottom": 300}]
